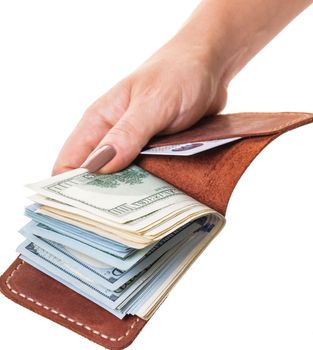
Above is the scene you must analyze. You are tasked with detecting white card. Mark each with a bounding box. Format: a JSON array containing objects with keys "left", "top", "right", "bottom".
[{"left": 141, "top": 137, "right": 241, "bottom": 156}]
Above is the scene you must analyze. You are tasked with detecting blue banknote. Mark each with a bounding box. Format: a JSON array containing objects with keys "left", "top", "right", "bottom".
[
  {"left": 20, "top": 219, "right": 202, "bottom": 271},
  {"left": 18, "top": 237, "right": 181, "bottom": 316},
  {"left": 25, "top": 204, "right": 133, "bottom": 257},
  {"left": 18, "top": 223, "right": 213, "bottom": 318},
  {"left": 19, "top": 220, "right": 202, "bottom": 290}
]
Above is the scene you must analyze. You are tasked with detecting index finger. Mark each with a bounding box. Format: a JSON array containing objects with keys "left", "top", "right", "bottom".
[{"left": 52, "top": 83, "right": 131, "bottom": 175}]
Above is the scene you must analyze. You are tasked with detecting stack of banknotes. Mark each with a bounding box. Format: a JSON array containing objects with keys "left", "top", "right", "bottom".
[{"left": 17, "top": 165, "right": 225, "bottom": 320}]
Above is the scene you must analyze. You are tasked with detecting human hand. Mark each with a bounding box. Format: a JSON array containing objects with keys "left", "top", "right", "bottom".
[
  {"left": 52, "top": 0, "right": 312, "bottom": 175},
  {"left": 52, "top": 35, "right": 227, "bottom": 175}
]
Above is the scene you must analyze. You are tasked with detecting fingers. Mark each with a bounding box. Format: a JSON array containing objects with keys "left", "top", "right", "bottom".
[
  {"left": 52, "top": 112, "right": 111, "bottom": 175},
  {"left": 52, "top": 51, "right": 222, "bottom": 176},
  {"left": 52, "top": 82, "right": 130, "bottom": 175},
  {"left": 81, "top": 100, "right": 166, "bottom": 174}
]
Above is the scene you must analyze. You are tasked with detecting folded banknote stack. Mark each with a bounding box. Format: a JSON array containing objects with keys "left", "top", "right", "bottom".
[{"left": 17, "top": 165, "right": 225, "bottom": 320}]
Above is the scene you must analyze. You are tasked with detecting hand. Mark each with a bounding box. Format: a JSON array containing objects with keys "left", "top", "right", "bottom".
[
  {"left": 52, "top": 0, "right": 311, "bottom": 175},
  {"left": 52, "top": 37, "right": 227, "bottom": 175}
]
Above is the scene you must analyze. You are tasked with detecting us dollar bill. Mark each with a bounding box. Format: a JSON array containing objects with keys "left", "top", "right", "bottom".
[
  {"left": 29, "top": 193, "right": 201, "bottom": 232},
  {"left": 27, "top": 166, "right": 193, "bottom": 224},
  {"left": 18, "top": 238, "right": 180, "bottom": 311},
  {"left": 24, "top": 204, "right": 133, "bottom": 258},
  {"left": 35, "top": 204, "right": 215, "bottom": 248},
  {"left": 20, "top": 220, "right": 200, "bottom": 284}
]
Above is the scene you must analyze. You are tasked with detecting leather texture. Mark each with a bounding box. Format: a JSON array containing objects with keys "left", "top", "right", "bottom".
[
  {"left": 0, "top": 258, "right": 146, "bottom": 349},
  {"left": 148, "top": 112, "right": 313, "bottom": 148},
  {"left": 1, "top": 112, "right": 313, "bottom": 350}
]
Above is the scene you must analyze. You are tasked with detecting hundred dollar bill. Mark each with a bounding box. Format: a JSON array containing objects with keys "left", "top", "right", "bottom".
[
  {"left": 128, "top": 224, "right": 218, "bottom": 319},
  {"left": 19, "top": 252, "right": 125, "bottom": 319},
  {"left": 20, "top": 221, "right": 202, "bottom": 290},
  {"left": 17, "top": 237, "right": 182, "bottom": 312},
  {"left": 29, "top": 193, "right": 200, "bottom": 233},
  {"left": 27, "top": 166, "right": 196, "bottom": 224},
  {"left": 25, "top": 204, "right": 133, "bottom": 258},
  {"left": 36, "top": 204, "right": 218, "bottom": 248},
  {"left": 20, "top": 220, "right": 201, "bottom": 273},
  {"left": 17, "top": 218, "right": 209, "bottom": 319},
  {"left": 20, "top": 221, "right": 149, "bottom": 270}
]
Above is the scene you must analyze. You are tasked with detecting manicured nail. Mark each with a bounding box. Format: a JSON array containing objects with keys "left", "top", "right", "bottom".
[{"left": 81, "top": 145, "right": 116, "bottom": 172}]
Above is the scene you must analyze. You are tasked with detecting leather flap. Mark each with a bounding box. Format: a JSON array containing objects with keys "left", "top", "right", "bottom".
[
  {"left": 147, "top": 112, "right": 313, "bottom": 148},
  {"left": 139, "top": 135, "right": 275, "bottom": 215},
  {"left": 141, "top": 112, "right": 313, "bottom": 215}
]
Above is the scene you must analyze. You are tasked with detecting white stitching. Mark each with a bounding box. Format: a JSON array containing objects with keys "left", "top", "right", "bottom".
[{"left": 5, "top": 261, "right": 141, "bottom": 343}]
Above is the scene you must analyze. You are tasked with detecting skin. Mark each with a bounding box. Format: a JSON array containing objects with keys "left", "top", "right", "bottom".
[{"left": 52, "top": 0, "right": 312, "bottom": 175}]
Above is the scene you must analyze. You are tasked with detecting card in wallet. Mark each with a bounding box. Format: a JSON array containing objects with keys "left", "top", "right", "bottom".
[{"left": 1, "top": 112, "right": 313, "bottom": 350}]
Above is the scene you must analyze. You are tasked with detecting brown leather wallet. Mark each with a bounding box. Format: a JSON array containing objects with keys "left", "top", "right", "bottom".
[{"left": 1, "top": 112, "right": 312, "bottom": 350}]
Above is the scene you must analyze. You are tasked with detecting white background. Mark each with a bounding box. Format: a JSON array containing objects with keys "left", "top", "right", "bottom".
[{"left": 0, "top": 1, "right": 312, "bottom": 349}]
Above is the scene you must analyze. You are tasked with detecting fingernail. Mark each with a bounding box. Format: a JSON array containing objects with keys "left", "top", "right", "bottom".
[{"left": 81, "top": 145, "right": 116, "bottom": 172}]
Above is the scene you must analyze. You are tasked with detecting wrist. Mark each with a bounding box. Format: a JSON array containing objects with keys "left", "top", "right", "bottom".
[
  {"left": 175, "top": 0, "right": 313, "bottom": 87},
  {"left": 170, "top": 2, "right": 242, "bottom": 89}
]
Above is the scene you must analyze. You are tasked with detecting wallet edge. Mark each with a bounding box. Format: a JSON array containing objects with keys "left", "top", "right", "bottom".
[{"left": 0, "top": 258, "right": 147, "bottom": 350}]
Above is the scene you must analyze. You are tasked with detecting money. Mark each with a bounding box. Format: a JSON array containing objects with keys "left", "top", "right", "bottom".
[
  {"left": 17, "top": 164, "right": 225, "bottom": 320},
  {"left": 18, "top": 221, "right": 215, "bottom": 319},
  {"left": 27, "top": 166, "right": 223, "bottom": 248},
  {"left": 29, "top": 194, "right": 200, "bottom": 233},
  {"left": 18, "top": 237, "right": 180, "bottom": 313},
  {"left": 27, "top": 166, "right": 192, "bottom": 223},
  {"left": 35, "top": 203, "right": 218, "bottom": 248},
  {"left": 25, "top": 204, "right": 133, "bottom": 257},
  {"left": 20, "top": 220, "right": 201, "bottom": 274}
]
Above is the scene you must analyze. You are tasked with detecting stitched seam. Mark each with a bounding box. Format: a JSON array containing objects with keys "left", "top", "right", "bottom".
[{"left": 5, "top": 261, "right": 140, "bottom": 343}]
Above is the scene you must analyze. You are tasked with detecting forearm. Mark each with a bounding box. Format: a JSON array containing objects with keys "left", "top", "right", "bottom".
[{"left": 172, "top": 0, "right": 312, "bottom": 86}]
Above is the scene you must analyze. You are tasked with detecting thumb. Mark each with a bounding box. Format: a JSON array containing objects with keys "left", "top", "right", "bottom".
[{"left": 81, "top": 102, "right": 164, "bottom": 173}]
